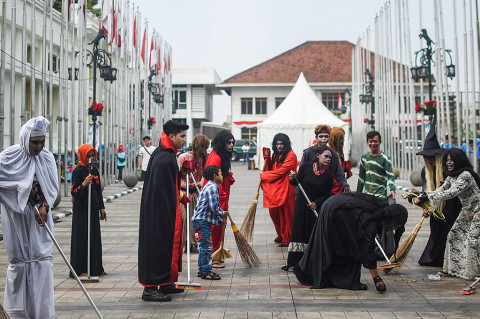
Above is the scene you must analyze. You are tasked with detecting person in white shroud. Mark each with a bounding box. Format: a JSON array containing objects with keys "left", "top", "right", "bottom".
[{"left": 0, "top": 116, "right": 59, "bottom": 318}]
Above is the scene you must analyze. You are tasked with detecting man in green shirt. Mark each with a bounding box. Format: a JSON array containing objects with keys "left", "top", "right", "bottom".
[{"left": 357, "top": 131, "right": 396, "bottom": 199}]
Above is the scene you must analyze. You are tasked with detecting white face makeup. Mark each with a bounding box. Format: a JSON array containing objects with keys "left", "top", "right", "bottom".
[{"left": 446, "top": 155, "right": 454, "bottom": 171}]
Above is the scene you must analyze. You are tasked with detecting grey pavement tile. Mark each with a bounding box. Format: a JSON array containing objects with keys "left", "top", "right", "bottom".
[
  {"left": 296, "top": 312, "right": 321, "bottom": 319},
  {"left": 344, "top": 312, "right": 372, "bottom": 319},
  {"left": 392, "top": 312, "right": 422, "bottom": 319},
  {"left": 369, "top": 312, "right": 397, "bottom": 319},
  {"left": 417, "top": 312, "right": 447, "bottom": 319},
  {"left": 319, "top": 312, "right": 347, "bottom": 319},
  {"left": 271, "top": 312, "right": 298, "bottom": 319},
  {"left": 248, "top": 288, "right": 271, "bottom": 300},
  {"left": 223, "top": 312, "right": 248, "bottom": 319},
  {"left": 247, "top": 312, "right": 272, "bottom": 319}
]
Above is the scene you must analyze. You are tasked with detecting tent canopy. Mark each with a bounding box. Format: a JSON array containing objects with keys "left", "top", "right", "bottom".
[{"left": 257, "top": 73, "right": 350, "bottom": 165}]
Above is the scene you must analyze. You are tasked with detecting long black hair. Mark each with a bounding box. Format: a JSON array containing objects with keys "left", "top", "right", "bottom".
[
  {"left": 336, "top": 192, "right": 408, "bottom": 240},
  {"left": 443, "top": 148, "right": 480, "bottom": 187},
  {"left": 272, "top": 133, "right": 292, "bottom": 165},
  {"left": 211, "top": 130, "right": 234, "bottom": 177}
]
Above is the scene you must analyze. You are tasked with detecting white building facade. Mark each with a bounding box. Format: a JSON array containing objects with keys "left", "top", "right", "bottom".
[{"left": 172, "top": 68, "right": 222, "bottom": 143}]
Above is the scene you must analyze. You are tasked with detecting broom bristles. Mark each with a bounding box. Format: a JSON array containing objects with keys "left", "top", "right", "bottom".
[
  {"left": 0, "top": 304, "right": 10, "bottom": 319},
  {"left": 212, "top": 242, "right": 232, "bottom": 261},
  {"left": 383, "top": 218, "right": 425, "bottom": 274},
  {"left": 232, "top": 223, "right": 261, "bottom": 267},
  {"left": 240, "top": 194, "right": 259, "bottom": 242}
]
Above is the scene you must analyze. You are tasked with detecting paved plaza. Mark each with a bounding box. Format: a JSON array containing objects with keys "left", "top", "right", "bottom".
[{"left": 1, "top": 162, "right": 480, "bottom": 318}]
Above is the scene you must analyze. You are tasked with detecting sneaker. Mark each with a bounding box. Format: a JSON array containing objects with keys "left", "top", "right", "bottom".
[
  {"left": 142, "top": 288, "right": 171, "bottom": 302},
  {"left": 159, "top": 284, "right": 184, "bottom": 294}
]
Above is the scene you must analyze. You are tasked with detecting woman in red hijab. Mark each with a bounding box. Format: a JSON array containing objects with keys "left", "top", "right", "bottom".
[{"left": 70, "top": 144, "right": 107, "bottom": 277}]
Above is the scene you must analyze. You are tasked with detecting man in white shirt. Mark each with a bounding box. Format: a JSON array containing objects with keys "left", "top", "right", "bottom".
[{"left": 137, "top": 136, "right": 156, "bottom": 181}]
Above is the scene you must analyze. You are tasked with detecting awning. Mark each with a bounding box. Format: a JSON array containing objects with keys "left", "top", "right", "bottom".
[{"left": 233, "top": 121, "right": 262, "bottom": 128}]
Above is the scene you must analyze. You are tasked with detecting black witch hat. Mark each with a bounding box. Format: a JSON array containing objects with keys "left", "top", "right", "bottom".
[{"left": 416, "top": 122, "right": 447, "bottom": 157}]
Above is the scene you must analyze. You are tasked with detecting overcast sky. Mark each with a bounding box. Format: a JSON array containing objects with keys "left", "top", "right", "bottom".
[{"left": 138, "top": 0, "right": 461, "bottom": 124}]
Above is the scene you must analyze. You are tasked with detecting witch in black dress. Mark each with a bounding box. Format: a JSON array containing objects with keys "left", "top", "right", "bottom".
[
  {"left": 416, "top": 124, "right": 461, "bottom": 266},
  {"left": 282, "top": 145, "right": 333, "bottom": 271},
  {"left": 70, "top": 144, "right": 107, "bottom": 277},
  {"left": 294, "top": 192, "right": 408, "bottom": 292}
]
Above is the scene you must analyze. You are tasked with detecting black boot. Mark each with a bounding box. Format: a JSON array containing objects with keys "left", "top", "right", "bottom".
[
  {"left": 159, "top": 283, "right": 184, "bottom": 294},
  {"left": 142, "top": 287, "right": 171, "bottom": 302}
]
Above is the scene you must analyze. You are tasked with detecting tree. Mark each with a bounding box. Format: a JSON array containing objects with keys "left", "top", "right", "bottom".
[{"left": 53, "top": 0, "right": 101, "bottom": 18}]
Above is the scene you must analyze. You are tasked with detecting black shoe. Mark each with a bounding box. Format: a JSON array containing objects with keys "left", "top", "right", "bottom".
[
  {"left": 357, "top": 283, "right": 368, "bottom": 290},
  {"left": 191, "top": 245, "right": 199, "bottom": 253},
  {"left": 159, "top": 284, "right": 184, "bottom": 294},
  {"left": 142, "top": 288, "right": 171, "bottom": 302}
]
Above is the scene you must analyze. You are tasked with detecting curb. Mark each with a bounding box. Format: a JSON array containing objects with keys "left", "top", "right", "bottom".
[{"left": 52, "top": 185, "right": 143, "bottom": 222}]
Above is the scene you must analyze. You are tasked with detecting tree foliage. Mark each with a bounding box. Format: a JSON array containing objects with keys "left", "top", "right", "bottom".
[{"left": 53, "top": 0, "right": 101, "bottom": 18}]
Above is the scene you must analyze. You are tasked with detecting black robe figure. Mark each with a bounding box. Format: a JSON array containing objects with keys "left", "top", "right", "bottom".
[
  {"left": 294, "top": 193, "right": 408, "bottom": 290},
  {"left": 70, "top": 145, "right": 105, "bottom": 277},
  {"left": 416, "top": 123, "right": 461, "bottom": 267},
  {"left": 287, "top": 162, "right": 333, "bottom": 267},
  {"left": 138, "top": 132, "right": 183, "bottom": 287}
]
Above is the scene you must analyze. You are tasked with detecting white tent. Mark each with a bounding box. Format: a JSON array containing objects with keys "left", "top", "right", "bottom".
[{"left": 257, "top": 73, "right": 350, "bottom": 167}]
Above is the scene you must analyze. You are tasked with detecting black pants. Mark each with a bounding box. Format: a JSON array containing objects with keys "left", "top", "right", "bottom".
[{"left": 118, "top": 166, "right": 124, "bottom": 180}]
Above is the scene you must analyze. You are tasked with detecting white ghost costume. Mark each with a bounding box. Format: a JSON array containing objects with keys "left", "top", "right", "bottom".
[{"left": 0, "top": 116, "right": 58, "bottom": 319}]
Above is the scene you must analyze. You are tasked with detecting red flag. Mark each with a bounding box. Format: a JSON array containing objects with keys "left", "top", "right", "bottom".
[
  {"left": 149, "top": 36, "right": 156, "bottom": 72},
  {"left": 337, "top": 89, "right": 342, "bottom": 110},
  {"left": 133, "top": 16, "right": 137, "bottom": 49},
  {"left": 140, "top": 29, "right": 146, "bottom": 63}
]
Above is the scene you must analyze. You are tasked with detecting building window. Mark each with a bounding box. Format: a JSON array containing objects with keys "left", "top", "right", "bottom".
[
  {"left": 241, "top": 98, "right": 253, "bottom": 114},
  {"left": 322, "top": 93, "right": 344, "bottom": 110},
  {"left": 27, "top": 44, "right": 32, "bottom": 64},
  {"left": 241, "top": 127, "right": 257, "bottom": 141},
  {"left": 174, "top": 89, "right": 187, "bottom": 110},
  {"left": 26, "top": 79, "right": 31, "bottom": 114},
  {"left": 275, "top": 97, "right": 285, "bottom": 108},
  {"left": 255, "top": 98, "right": 267, "bottom": 114}
]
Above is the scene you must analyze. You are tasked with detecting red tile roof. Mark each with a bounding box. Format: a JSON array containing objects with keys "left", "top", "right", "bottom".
[{"left": 222, "top": 41, "right": 355, "bottom": 84}]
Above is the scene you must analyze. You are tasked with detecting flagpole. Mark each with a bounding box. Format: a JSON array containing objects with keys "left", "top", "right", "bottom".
[
  {"left": 463, "top": 0, "right": 470, "bottom": 158},
  {"left": 49, "top": 0, "right": 54, "bottom": 150},
  {"left": 21, "top": 0, "right": 27, "bottom": 126},
  {"left": 31, "top": 0, "right": 36, "bottom": 118},
  {"left": 10, "top": 1, "right": 16, "bottom": 146},
  {"left": 0, "top": 0, "right": 6, "bottom": 150},
  {"left": 468, "top": 0, "right": 477, "bottom": 168}
]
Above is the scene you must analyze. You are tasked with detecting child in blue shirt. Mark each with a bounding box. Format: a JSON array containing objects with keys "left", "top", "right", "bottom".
[{"left": 192, "top": 165, "right": 225, "bottom": 280}]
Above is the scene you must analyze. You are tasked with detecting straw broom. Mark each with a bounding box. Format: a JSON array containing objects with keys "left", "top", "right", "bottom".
[
  {"left": 383, "top": 216, "right": 426, "bottom": 274},
  {"left": 240, "top": 161, "right": 267, "bottom": 242},
  {"left": 227, "top": 212, "right": 262, "bottom": 267},
  {"left": 0, "top": 304, "right": 10, "bottom": 319},
  {"left": 212, "top": 217, "right": 232, "bottom": 261}
]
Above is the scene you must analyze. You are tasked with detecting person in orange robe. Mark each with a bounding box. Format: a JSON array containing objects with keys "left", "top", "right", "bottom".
[
  {"left": 261, "top": 133, "right": 297, "bottom": 247},
  {"left": 203, "top": 130, "right": 235, "bottom": 267}
]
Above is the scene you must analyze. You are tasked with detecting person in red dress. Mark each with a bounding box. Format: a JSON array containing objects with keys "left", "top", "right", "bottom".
[
  {"left": 203, "top": 130, "right": 235, "bottom": 267},
  {"left": 261, "top": 133, "right": 297, "bottom": 247}
]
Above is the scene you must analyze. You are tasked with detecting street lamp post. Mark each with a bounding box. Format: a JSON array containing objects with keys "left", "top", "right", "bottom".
[
  {"left": 147, "top": 70, "right": 156, "bottom": 132},
  {"left": 410, "top": 28, "right": 455, "bottom": 123},
  {"left": 87, "top": 28, "right": 117, "bottom": 148},
  {"left": 359, "top": 69, "right": 375, "bottom": 131}
]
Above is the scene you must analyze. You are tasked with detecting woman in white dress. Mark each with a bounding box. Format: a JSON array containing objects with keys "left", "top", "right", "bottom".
[{"left": 416, "top": 148, "right": 480, "bottom": 280}]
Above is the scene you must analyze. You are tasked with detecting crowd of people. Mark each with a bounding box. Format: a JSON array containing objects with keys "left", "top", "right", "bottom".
[{"left": 1, "top": 117, "right": 480, "bottom": 316}]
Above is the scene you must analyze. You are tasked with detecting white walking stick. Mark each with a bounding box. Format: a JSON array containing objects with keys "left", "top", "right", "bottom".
[
  {"left": 79, "top": 158, "right": 99, "bottom": 283},
  {"left": 175, "top": 171, "right": 202, "bottom": 289},
  {"left": 29, "top": 200, "right": 103, "bottom": 319},
  {"left": 290, "top": 170, "right": 318, "bottom": 218}
]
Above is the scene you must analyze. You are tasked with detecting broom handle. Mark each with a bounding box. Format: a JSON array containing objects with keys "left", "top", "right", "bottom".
[
  {"left": 375, "top": 237, "right": 392, "bottom": 264},
  {"left": 189, "top": 172, "right": 202, "bottom": 193},
  {"left": 226, "top": 211, "right": 234, "bottom": 225},
  {"left": 30, "top": 201, "right": 103, "bottom": 319},
  {"left": 185, "top": 173, "right": 191, "bottom": 283},
  {"left": 290, "top": 170, "right": 318, "bottom": 218},
  {"left": 87, "top": 158, "right": 92, "bottom": 279},
  {"left": 413, "top": 216, "right": 427, "bottom": 234}
]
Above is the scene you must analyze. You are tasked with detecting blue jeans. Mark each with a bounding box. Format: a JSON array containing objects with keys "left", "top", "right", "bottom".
[
  {"left": 243, "top": 152, "right": 249, "bottom": 163},
  {"left": 192, "top": 219, "right": 213, "bottom": 274}
]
